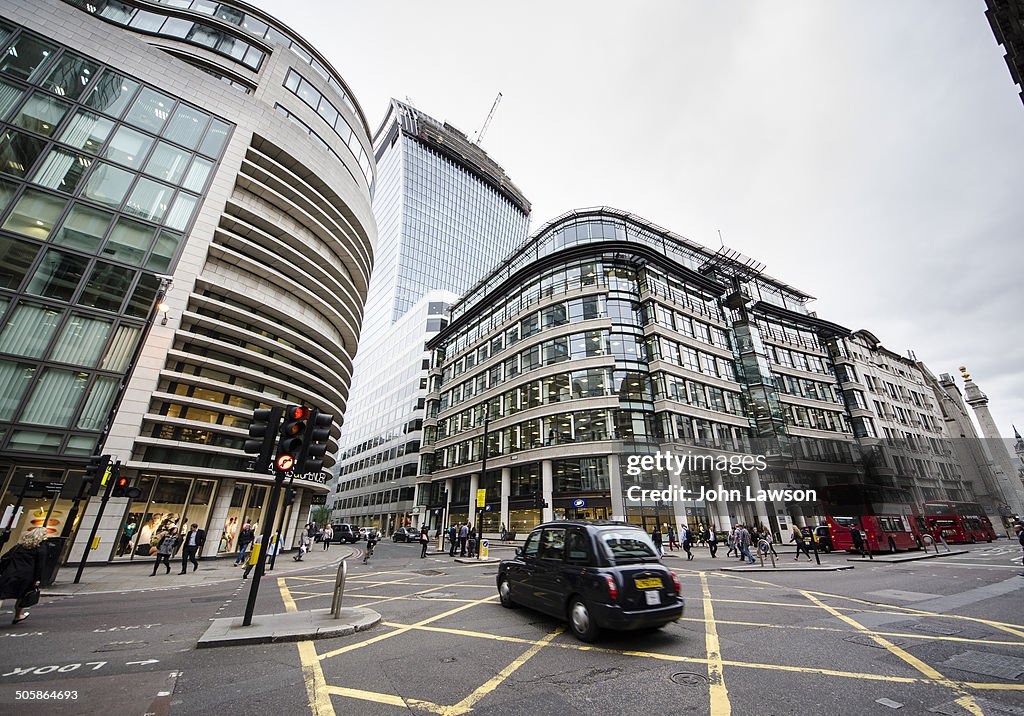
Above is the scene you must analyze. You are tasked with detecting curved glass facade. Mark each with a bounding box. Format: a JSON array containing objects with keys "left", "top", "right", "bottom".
[{"left": 422, "top": 208, "right": 856, "bottom": 538}]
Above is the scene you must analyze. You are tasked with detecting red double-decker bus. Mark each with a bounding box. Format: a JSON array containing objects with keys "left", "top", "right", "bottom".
[
  {"left": 921, "top": 501, "right": 996, "bottom": 543},
  {"left": 821, "top": 484, "right": 920, "bottom": 553}
]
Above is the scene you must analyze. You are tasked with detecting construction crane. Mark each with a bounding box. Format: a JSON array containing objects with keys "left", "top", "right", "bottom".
[{"left": 474, "top": 92, "right": 502, "bottom": 145}]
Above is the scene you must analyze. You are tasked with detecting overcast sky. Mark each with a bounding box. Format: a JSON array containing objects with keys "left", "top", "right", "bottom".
[{"left": 255, "top": 0, "right": 1023, "bottom": 439}]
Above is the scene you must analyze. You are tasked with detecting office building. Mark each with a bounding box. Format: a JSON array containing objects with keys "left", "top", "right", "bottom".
[
  {"left": 332, "top": 99, "right": 530, "bottom": 532},
  {"left": 0, "top": 0, "right": 376, "bottom": 563},
  {"left": 420, "top": 207, "right": 868, "bottom": 538}
]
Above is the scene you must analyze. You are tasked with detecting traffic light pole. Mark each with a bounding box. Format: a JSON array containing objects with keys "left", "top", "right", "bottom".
[
  {"left": 242, "top": 466, "right": 284, "bottom": 626},
  {"left": 73, "top": 460, "right": 120, "bottom": 584},
  {"left": 268, "top": 478, "right": 295, "bottom": 572}
]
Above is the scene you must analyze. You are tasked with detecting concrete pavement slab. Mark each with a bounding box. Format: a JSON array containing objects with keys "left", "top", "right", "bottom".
[{"left": 196, "top": 606, "right": 380, "bottom": 648}]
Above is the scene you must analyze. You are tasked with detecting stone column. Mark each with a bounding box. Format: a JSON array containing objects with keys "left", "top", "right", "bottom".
[
  {"left": 746, "top": 468, "right": 771, "bottom": 530},
  {"left": 500, "top": 468, "right": 511, "bottom": 536},
  {"left": 468, "top": 473, "right": 480, "bottom": 531},
  {"left": 67, "top": 495, "right": 129, "bottom": 564},
  {"left": 710, "top": 469, "right": 731, "bottom": 531},
  {"left": 541, "top": 460, "right": 554, "bottom": 522},
  {"left": 608, "top": 454, "right": 625, "bottom": 521},
  {"left": 206, "top": 479, "right": 235, "bottom": 555}
]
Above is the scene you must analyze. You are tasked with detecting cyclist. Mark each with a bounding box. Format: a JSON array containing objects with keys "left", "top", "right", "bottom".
[{"left": 363, "top": 528, "right": 379, "bottom": 564}]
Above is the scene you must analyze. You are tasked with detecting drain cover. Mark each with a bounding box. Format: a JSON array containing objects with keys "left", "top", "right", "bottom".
[
  {"left": 670, "top": 672, "right": 708, "bottom": 687},
  {"left": 413, "top": 569, "right": 446, "bottom": 576}
]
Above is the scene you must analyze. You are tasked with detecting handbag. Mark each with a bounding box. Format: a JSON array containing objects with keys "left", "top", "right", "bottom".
[{"left": 20, "top": 587, "right": 40, "bottom": 608}]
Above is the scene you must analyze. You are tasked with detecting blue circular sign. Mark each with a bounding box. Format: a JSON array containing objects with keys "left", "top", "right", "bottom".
[{"left": 571, "top": 498, "right": 586, "bottom": 508}]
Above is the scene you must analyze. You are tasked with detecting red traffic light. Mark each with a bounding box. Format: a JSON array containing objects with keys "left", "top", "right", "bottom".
[{"left": 285, "top": 406, "right": 309, "bottom": 421}]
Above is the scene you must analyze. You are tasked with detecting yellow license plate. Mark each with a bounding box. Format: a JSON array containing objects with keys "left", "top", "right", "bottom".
[{"left": 635, "top": 577, "right": 662, "bottom": 590}]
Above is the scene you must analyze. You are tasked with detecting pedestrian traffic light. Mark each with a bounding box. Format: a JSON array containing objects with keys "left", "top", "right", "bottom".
[
  {"left": 533, "top": 493, "right": 548, "bottom": 509},
  {"left": 277, "top": 405, "right": 309, "bottom": 463},
  {"left": 284, "top": 488, "right": 297, "bottom": 507},
  {"left": 82, "top": 454, "right": 110, "bottom": 496},
  {"left": 301, "top": 410, "right": 333, "bottom": 473}
]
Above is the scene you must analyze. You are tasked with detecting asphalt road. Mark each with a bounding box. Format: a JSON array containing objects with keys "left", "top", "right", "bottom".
[{"left": 1, "top": 540, "right": 1022, "bottom": 715}]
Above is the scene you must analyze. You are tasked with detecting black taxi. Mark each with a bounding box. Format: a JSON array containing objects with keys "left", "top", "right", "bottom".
[{"left": 497, "top": 520, "right": 683, "bottom": 641}]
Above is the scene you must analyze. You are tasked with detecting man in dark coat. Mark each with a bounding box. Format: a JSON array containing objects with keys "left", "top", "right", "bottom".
[
  {"left": 0, "top": 527, "right": 48, "bottom": 624},
  {"left": 179, "top": 523, "right": 206, "bottom": 574}
]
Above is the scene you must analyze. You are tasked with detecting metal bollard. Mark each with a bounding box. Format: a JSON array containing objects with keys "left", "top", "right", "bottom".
[{"left": 330, "top": 559, "right": 348, "bottom": 618}]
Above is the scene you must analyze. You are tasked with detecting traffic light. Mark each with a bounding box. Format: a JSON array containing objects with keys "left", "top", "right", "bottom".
[
  {"left": 284, "top": 488, "right": 297, "bottom": 507},
  {"left": 244, "top": 407, "right": 281, "bottom": 471},
  {"left": 82, "top": 454, "right": 110, "bottom": 497},
  {"left": 110, "top": 465, "right": 141, "bottom": 499},
  {"left": 301, "top": 410, "right": 333, "bottom": 473},
  {"left": 277, "top": 405, "right": 309, "bottom": 465},
  {"left": 533, "top": 493, "right": 548, "bottom": 510}
]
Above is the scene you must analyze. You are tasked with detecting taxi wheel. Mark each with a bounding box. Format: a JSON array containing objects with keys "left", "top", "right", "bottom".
[
  {"left": 568, "top": 598, "right": 599, "bottom": 642},
  {"left": 498, "top": 578, "right": 516, "bottom": 608}
]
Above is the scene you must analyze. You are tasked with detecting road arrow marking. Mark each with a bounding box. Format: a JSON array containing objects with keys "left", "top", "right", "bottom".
[{"left": 126, "top": 659, "right": 160, "bottom": 667}]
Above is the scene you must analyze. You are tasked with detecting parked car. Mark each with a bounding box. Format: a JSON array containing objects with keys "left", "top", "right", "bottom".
[
  {"left": 331, "top": 524, "right": 360, "bottom": 544},
  {"left": 392, "top": 527, "right": 419, "bottom": 543},
  {"left": 497, "top": 520, "right": 683, "bottom": 642},
  {"left": 801, "top": 525, "right": 833, "bottom": 552}
]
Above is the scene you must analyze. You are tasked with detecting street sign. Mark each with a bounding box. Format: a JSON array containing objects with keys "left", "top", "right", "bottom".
[
  {"left": 30, "top": 480, "right": 63, "bottom": 495},
  {"left": 476, "top": 488, "right": 486, "bottom": 508},
  {"left": 571, "top": 498, "right": 587, "bottom": 508},
  {"left": 276, "top": 454, "right": 295, "bottom": 471}
]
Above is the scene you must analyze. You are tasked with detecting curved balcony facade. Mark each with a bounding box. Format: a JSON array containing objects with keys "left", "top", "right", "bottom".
[{"left": 0, "top": 0, "right": 376, "bottom": 562}]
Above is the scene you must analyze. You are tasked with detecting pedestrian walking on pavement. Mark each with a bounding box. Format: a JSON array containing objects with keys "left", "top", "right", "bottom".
[
  {"left": 448, "top": 524, "right": 459, "bottom": 557},
  {"left": 178, "top": 523, "right": 205, "bottom": 574},
  {"left": 791, "top": 525, "right": 812, "bottom": 561},
  {"left": 234, "top": 521, "right": 254, "bottom": 565},
  {"left": 680, "top": 525, "right": 693, "bottom": 560},
  {"left": 294, "top": 524, "right": 312, "bottom": 561},
  {"left": 666, "top": 524, "right": 678, "bottom": 551},
  {"left": 0, "top": 527, "right": 47, "bottom": 624},
  {"left": 738, "top": 524, "right": 755, "bottom": 564},
  {"left": 651, "top": 525, "right": 663, "bottom": 557},
  {"left": 726, "top": 528, "right": 737, "bottom": 557},
  {"left": 419, "top": 526, "right": 430, "bottom": 558},
  {"left": 322, "top": 525, "right": 333, "bottom": 550},
  {"left": 151, "top": 527, "right": 179, "bottom": 576},
  {"left": 242, "top": 534, "right": 264, "bottom": 579},
  {"left": 706, "top": 525, "right": 718, "bottom": 558},
  {"left": 850, "top": 523, "right": 869, "bottom": 558},
  {"left": 1015, "top": 523, "right": 1024, "bottom": 568},
  {"left": 459, "top": 523, "right": 469, "bottom": 557}
]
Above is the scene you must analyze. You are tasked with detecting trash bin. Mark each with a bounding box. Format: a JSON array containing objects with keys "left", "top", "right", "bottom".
[{"left": 41, "top": 537, "right": 66, "bottom": 587}]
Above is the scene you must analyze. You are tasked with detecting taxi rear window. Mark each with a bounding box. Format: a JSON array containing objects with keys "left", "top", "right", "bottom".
[{"left": 597, "top": 529, "right": 658, "bottom": 564}]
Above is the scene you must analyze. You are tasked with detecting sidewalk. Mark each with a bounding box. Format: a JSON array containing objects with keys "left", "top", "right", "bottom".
[{"left": 45, "top": 544, "right": 357, "bottom": 596}]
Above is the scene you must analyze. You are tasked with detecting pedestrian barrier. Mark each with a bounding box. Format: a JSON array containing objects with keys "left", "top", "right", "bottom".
[{"left": 330, "top": 559, "right": 348, "bottom": 618}]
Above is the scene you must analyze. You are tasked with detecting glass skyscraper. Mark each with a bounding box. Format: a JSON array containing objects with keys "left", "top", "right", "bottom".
[{"left": 333, "top": 99, "right": 530, "bottom": 530}]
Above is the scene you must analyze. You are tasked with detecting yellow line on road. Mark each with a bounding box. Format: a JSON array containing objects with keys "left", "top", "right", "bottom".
[
  {"left": 321, "top": 685, "right": 447, "bottom": 714},
  {"left": 448, "top": 626, "right": 564, "bottom": 714},
  {"left": 278, "top": 577, "right": 298, "bottom": 613},
  {"left": 677, "top": 616, "right": 1024, "bottom": 646},
  {"left": 710, "top": 572, "right": 1024, "bottom": 641},
  {"left": 700, "top": 573, "right": 731, "bottom": 716},
  {"left": 801, "top": 591, "right": 984, "bottom": 716},
  {"left": 299, "top": 641, "right": 335, "bottom": 716},
  {"left": 279, "top": 577, "right": 334, "bottom": 716},
  {"left": 317, "top": 593, "right": 498, "bottom": 662}
]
